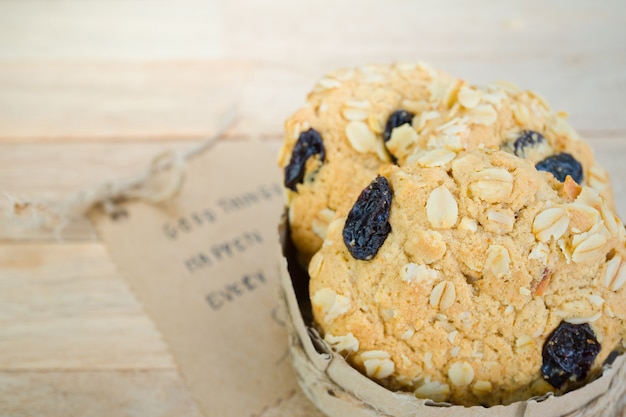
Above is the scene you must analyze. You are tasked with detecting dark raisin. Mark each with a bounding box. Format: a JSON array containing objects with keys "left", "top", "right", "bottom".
[
  {"left": 284, "top": 128, "right": 326, "bottom": 191},
  {"left": 383, "top": 110, "right": 414, "bottom": 142},
  {"left": 535, "top": 153, "right": 583, "bottom": 184},
  {"left": 343, "top": 176, "right": 392, "bottom": 260},
  {"left": 541, "top": 322, "right": 601, "bottom": 389},
  {"left": 511, "top": 130, "right": 547, "bottom": 158}
]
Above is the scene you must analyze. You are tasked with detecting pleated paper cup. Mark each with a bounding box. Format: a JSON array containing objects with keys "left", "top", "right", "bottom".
[{"left": 278, "top": 218, "right": 626, "bottom": 417}]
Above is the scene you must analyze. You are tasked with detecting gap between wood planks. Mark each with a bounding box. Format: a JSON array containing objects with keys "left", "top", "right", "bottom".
[{"left": 0, "top": 132, "right": 284, "bottom": 145}]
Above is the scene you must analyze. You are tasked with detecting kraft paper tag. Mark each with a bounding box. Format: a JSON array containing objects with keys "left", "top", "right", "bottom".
[{"left": 92, "top": 140, "right": 298, "bottom": 417}]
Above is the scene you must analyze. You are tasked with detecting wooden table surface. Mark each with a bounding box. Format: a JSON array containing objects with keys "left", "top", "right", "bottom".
[{"left": 1, "top": 1, "right": 626, "bottom": 416}]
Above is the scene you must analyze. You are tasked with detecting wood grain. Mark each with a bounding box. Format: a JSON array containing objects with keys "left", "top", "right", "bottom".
[
  {"left": 1, "top": 1, "right": 625, "bottom": 140},
  {"left": 1, "top": 0, "right": 626, "bottom": 415},
  {"left": 0, "top": 371, "right": 204, "bottom": 417},
  {"left": 0, "top": 242, "right": 174, "bottom": 370},
  {"left": 0, "top": 139, "right": 281, "bottom": 241},
  {"left": 1, "top": 58, "right": 625, "bottom": 140}
]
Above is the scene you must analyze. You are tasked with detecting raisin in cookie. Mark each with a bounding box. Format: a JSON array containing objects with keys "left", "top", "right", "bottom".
[
  {"left": 277, "top": 63, "right": 613, "bottom": 266},
  {"left": 308, "top": 148, "right": 626, "bottom": 406}
]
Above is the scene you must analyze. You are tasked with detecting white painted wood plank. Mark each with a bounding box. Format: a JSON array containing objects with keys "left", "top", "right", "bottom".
[
  {"left": 0, "top": 1, "right": 624, "bottom": 137},
  {"left": 1, "top": 0, "right": 623, "bottom": 63},
  {"left": 0, "top": 0, "right": 225, "bottom": 60},
  {"left": 0, "top": 62, "right": 257, "bottom": 140},
  {"left": 0, "top": 59, "right": 624, "bottom": 140}
]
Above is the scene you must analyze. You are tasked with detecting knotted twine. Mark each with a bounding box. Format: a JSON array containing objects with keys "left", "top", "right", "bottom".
[{"left": 3, "top": 107, "right": 237, "bottom": 238}]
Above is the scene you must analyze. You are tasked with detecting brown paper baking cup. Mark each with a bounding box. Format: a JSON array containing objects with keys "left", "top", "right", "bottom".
[{"left": 278, "top": 219, "right": 626, "bottom": 417}]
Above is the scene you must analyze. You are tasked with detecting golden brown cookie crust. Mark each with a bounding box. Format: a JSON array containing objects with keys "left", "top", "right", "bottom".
[
  {"left": 278, "top": 63, "right": 613, "bottom": 266},
  {"left": 308, "top": 149, "right": 626, "bottom": 406}
]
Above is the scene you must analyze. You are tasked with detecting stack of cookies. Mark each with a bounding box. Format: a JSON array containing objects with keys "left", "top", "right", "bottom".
[{"left": 277, "top": 63, "right": 626, "bottom": 411}]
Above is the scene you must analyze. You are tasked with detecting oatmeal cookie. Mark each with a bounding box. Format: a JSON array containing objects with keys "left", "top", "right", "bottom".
[
  {"left": 308, "top": 148, "right": 626, "bottom": 406},
  {"left": 277, "top": 63, "right": 613, "bottom": 266}
]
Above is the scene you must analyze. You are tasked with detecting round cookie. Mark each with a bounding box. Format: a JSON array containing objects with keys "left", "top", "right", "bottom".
[
  {"left": 277, "top": 63, "right": 614, "bottom": 266},
  {"left": 308, "top": 147, "right": 626, "bottom": 406}
]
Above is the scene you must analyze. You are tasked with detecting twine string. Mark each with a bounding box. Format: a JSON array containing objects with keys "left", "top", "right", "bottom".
[{"left": 3, "top": 107, "right": 237, "bottom": 237}]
